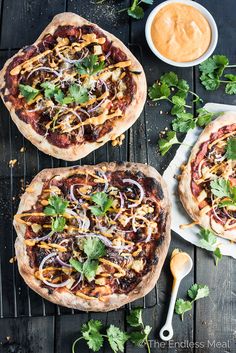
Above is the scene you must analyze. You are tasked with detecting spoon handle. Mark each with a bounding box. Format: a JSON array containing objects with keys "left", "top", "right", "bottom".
[{"left": 159, "top": 278, "right": 181, "bottom": 341}]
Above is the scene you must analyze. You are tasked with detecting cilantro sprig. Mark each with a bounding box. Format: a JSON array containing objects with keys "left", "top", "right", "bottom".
[
  {"left": 148, "top": 72, "right": 215, "bottom": 156},
  {"left": 127, "top": 308, "right": 152, "bottom": 353},
  {"left": 72, "top": 308, "right": 152, "bottom": 353},
  {"left": 90, "top": 192, "right": 113, "bottom": 216},
  {"left": 199, "top": 55, "right": 236, "bottom": 94},
  {"left": 210, "top": 178, "right": 236, "bottom": 208},
  {"left": 118, "top": 0, "right": 153, "bottom": 20},
  {"left": 72, "top": 319, "right": 128, "bottom": 353},
  {"left": 199, "top": 228, "right": 222, "bottom": 266},
  {"left": 175, "top": 283, "right": 209, "bottom": 320},
  {"left": 76, "top": 55, "right": 105, "bottom": 76},
  {"left": 43, "top": 195, "right": 68, "bottom": 232},
  {"left": 69, "top": 237, "right": 106, "bottom": 282},
  {"left": 19, "top": 84, "right": 40, "bottom": 102}
]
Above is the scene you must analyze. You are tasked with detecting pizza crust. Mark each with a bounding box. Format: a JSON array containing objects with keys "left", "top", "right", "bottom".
[
  {"left": 179, "top": 112, "right": 236, "bottom": 241},
  {"left": 0, "top": 13, "right": 147, "bottom": 161},
  {"left": 14, "top": 162, "right": 171, "bottom": 311}
]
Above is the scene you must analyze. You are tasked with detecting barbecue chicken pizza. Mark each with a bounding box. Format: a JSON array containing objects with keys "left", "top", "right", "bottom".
[
  {"left": 14, "top": 162, "right": 171, "bottom": 311},
  {"left": 179, "top": 112, "right": 236, "bottom": 241},
  {"left": 0, "top": 13, "right": 146, "bottom": 161}
]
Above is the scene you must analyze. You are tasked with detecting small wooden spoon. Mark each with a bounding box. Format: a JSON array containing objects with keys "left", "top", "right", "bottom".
[{"left": 159, "top": 249, "right": 193, "bottom": 341}]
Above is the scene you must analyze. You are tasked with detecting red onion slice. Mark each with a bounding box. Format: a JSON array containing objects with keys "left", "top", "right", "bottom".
[
  {"left": 123, "top": 179, "right": 145, "bottom": 208},
  {"left": 39, "top": 252, "right": 72, "bottom": 288},
  {"left": 27, "top": 66, "right": 61, "bottom": 79},
  {"left": 56, "top": 256, "right": 72, "bottom": 268},
  {"left": 33, "top": 230, "right": 54, "bottom": 242},
  {"left": 114, "top": 192, "right": 124, "bottom": 220}
]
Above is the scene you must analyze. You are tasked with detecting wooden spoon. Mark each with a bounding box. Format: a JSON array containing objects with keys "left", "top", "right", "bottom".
[{"left": 159, "top": 249, "right": 193, "bottom": 341}]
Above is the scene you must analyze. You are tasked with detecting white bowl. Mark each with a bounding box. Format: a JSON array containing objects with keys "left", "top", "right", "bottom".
[{"left": 145, "top": 0, "right": 218, "bottom": 67}]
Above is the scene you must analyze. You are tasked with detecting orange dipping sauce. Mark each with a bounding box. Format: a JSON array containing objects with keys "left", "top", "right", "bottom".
[{"left": 151, "top": 3, "right": 212, "bottom": 62}]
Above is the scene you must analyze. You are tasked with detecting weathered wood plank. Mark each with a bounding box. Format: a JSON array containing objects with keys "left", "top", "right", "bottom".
[
  {"left": 0, "top": 316, "right": 54, "bottom": 353},
  {"left": 0, "top": 0, "right": 66, "bottom": 49}
]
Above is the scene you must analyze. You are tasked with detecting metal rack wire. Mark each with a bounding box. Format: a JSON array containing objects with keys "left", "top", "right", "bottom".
[{"left": 0, "top": 44, "right": 158, "bottom": 318}]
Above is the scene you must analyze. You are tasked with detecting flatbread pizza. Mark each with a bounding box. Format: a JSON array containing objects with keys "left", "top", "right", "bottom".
[
  {"left": 0, "top": 13, "right": 146, "bottom": 161},
  {"left": 179, "top": 112, "right": 236, "bottom": 241},
  {"left": 14, "top": 162, "right": 171, "bottom": 311}
]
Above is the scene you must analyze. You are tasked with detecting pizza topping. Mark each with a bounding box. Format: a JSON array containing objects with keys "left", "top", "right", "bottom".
[
  {"left": 15, "top": 168, "right": 166, "bottom": 298},
  {"left": 191, "top": 126, "right": 236, "bottom": 230},
  {"left": 5, "top": 26, "right": 137, "bottom": 148}
]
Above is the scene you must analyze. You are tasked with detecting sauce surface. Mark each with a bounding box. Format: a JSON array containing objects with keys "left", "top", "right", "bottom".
[{"left": 151, "top": 3, "right": 211, "bottom": 62}]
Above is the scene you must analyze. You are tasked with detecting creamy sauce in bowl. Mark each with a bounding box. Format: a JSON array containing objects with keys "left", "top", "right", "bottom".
[{"left": 151, "top": 3, "right": 212, "bottom": 63}]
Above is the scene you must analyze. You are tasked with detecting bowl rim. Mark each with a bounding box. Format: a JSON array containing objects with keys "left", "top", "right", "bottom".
[{"left": 145, "top": 0, "right": 218, "bottom": 67}]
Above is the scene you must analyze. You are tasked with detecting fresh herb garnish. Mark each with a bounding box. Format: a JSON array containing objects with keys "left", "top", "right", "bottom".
[
  {"left": 210, "top": 178, "right": 236, "bottom": 207},
  {"left": 90, "top": 192, "right": 113, "bottom": 216},
  {"left": 118, "top": 0, "right": 153, "bottom": 20},
  {"left": 148, "top": 71, "right": 215, "bottom": 155},
  {"left": 19, "top": 84, "right": 40, "bottom": 102},
  {"left": 72, "top": 308, "right": 152, "bottom": 353},
  {"left": 198, "top": 228, "right": 223, "bottom": 266},
  {"left": 68, "top": 84, "right": 89, "bottom": 104},
  {"left": 72, "top": 319, "right": 129, "bottom": 353},
  {"left": 76, "top": 55, "right": 105, "bottom": 76},
  {"left": 127, "top": 308, "right": 152, "bottom": 353},
  {"left": 199, "top": 54, "right": 236, "bottom": 94},
  {"left": 226, "top": 137, "right": 236, "bottom": 160},
  {"left": 69, "top": 237, "right": 106, "bottom": 282},
  {"left": 158, "top": 131, "right": 181, "bottom": 156},
  {"left": 43, "top": 195, "right": 68, "bottom": 232},
  {"left": 175, "top": 283, "right": 209, "bottom": 320}
]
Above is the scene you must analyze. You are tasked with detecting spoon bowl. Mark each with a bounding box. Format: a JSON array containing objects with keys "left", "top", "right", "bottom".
[{"left": 159, "top": 250, "right": 193, "bottom": 341}]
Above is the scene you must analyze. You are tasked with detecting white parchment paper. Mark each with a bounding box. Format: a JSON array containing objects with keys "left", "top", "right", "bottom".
[{"left": 163, "top": 103, "right": 236, "bottom": 259}]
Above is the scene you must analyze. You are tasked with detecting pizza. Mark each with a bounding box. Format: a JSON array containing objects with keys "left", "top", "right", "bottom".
[
  {"left": 14, "top": 162, "right": 171, "bottom": 311},
  {"left": 0, "top": 13, "right": 146, "bottom": 161},
  {"left": 179, "top": 112, "right": 236, "bottom": 241}
]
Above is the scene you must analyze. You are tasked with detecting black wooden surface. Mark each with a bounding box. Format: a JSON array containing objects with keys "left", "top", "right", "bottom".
[{"left": 0, "top": 1, "right": 235, "bottom": 352}]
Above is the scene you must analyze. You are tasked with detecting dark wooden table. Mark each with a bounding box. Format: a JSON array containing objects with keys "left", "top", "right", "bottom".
[{"left": 0, "top": 1, "right": 235, "bottom": 352}]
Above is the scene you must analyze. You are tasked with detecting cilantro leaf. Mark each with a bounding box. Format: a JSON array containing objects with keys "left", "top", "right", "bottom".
[
  {"left": 81, "top": 320, "right": 104, "bottom": 352},
  {"left": 187, "top": 284, "right": 209, "bottom": 301},
  {"left": 214, "top": 247, "right": 222, "bottom": 266},
  {"left": 225, "top": 82, "right": 236, "bottom": 95},
  {"left": 175, "top": 299, "right": 192, "bottom": 321},
  {"left": 19, "top": 84, "right": 40, "bottom": 102},
  {"left": 129, "top": 331, "right": 146, "bottom": 346},
  {"left": 107, "top": 325, "right": 129, "bottom": 353},
  {"left": 43, "top": 195, "right": 68, "bottom": 232},
  {"left": 69, "top": 258, "right": 83, "bottom": 273},
  {"left": 126, "top": 308, "right": 143, "bottom": 327},
  {"left": 196, "top": 108, "right": 214, "bottom": 127},
  {"left": 40, "top": 81, "right": 57, "bottom": 99},
  {"left": 210, "top": 178, "right": 232, "bottom": 198},
  {"left": 158, "top": 131, "right": 180, "bottom": 156},
  {"left": 170, "top": 104, "right": 185, "bottom": 116},
  {"left": 76, "top": 55, "right": 105, "bottom": 76},
  {"left": 160, "top": 71, "right": 178, "bottom": 87},
  {"left": 171, "top": 95, "right": 186, "bottom": 106},
  {"left": 51, "top": 216, "right": 66, "bottom": 232},
  {"left": 69, "top": 84, "right": 89, "bottom": 104},
  {"left": 47, "top": 195, "right": 69, "bottom": 214},
  {"left": 199, "top": 55, "right": 229, "bottom": 76},
  {"left": 54, "top": 89, "right": 65, "bottom": 104},
  {"left": 199, "top": 228, "right": 217, "bottom": 251},
  {"left": 200, "top": 73, "right": 220, "bottom": 91},
  {"left": 128, "top": 5, "right": 144, "bottom": 19},
  {"left": 148, "top": 82, "right": 170, "bottom": 100},
  {"left": 172, "top": 113, "right": 195, "bottom": 132},
  {"left": 83, "top": 259, "right": 99, "bottom": 282},
  {"left": 226, "top": 138, "right": 236, "bottom": 160},
  {"left": 83, "top": 237, "right": 106, "bottom": 259},
  {"left": 90, "top": 192, "right": 113, "bottom": 216},
  {"left": 177, "top": 79, "right": 190, "bottom": 92}
]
